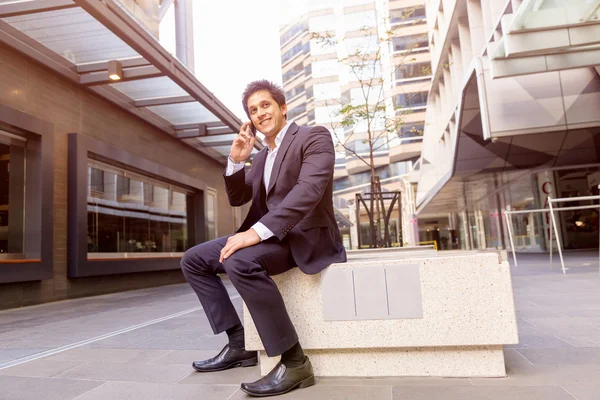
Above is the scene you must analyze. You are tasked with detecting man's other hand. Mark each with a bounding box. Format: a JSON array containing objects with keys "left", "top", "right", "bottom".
[{"left": 219, "top": 229, "right": 261, "bottom": 262}]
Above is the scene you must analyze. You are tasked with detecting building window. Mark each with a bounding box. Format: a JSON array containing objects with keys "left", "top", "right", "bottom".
[
  {"left": 400, "top": 123, "right": 424, "bottom": 137},
  {"left": 395, "top": 61, "right": 431, "bottom": 81},
  {"left": 87, "top": 160, "right": 190, "bottom": 257},
  {"left": 0, "top": 133, "right": 26, "bottom": 256},
  {"left": 283, "top": 63, "right": 304, "bottom": 83},
  {"left": 305, "top": 86, "right": 314, "bottom": 100},
  {"left": 390, "top": 6, "right": 427, "bottom": 24},
  {"left": 393, "top": 34, "right": 428, "bottom": 52},
  {"left": 286, "top": 85, "right": 306, "bottom": 100},
  {"left": 304, "top": 64, "right": 312, "bottom": 77},
  {"left": 287, "top": 104, "right": 307, "bottom": 121},
  {"left": 280, "top": 21, "right": 308, "bottom": 45},
  {"left": 333, "top": 161, "right": 412, "bottom": 191},
  {"left": 281, "top": 42, "right": 306, "bottom": 64},
  {"left": 395, "top": 91, "right": 429, "bottom": 108}
]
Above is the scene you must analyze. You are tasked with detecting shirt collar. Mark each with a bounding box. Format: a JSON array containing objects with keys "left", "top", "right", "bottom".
[{"left": 271, "top": 121, "right": 292, "bottom": 152}]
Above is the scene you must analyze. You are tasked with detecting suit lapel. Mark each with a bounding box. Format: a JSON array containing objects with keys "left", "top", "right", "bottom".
[
  {"left": 267, "top": 122, "right": 299, "bottom": 197},
  {"left": 251, "top": 148, "right": 268, "bottom": 197}
]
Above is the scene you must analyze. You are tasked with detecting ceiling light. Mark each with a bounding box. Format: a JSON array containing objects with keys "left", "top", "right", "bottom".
[{"left": 108, "top": 60, "right": 122, "bottom": 81}]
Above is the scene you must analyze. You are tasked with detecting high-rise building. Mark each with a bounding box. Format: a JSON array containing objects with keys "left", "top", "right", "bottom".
[
  {"left": 279, "top": 0, "right": 433, "bottom": 248},
  {"left": 415, "top": 0, "right": 600, "bottom": 252}
]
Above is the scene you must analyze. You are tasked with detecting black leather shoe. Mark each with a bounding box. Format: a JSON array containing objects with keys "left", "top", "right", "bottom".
[
  {"left": 240, "top": 356, "right": 315, "bottom": 397},
  {"left": 192, "top": 345, "right": 258, "bottom": 372}
]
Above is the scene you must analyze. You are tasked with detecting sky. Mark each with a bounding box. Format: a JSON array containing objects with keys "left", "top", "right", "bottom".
[{"left": 160, "top": 0, "right": 338, "bottom": 120}]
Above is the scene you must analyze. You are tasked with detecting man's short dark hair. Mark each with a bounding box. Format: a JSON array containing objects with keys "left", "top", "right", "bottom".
[{"left": 242, "top": 80, "right": 286, "bottom": 119}]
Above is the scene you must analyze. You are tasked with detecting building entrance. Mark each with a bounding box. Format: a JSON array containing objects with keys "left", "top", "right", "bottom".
[{"left": 555, "top": 168, "right": 600, "bottom": 250}]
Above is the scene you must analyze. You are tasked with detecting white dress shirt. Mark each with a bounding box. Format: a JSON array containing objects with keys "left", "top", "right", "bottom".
[{"left": 226, "top": 121, "right": 292, "bottom": 241}]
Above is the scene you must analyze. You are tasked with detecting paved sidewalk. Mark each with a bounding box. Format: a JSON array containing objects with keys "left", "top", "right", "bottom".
[{"left": 0, "top": 252, "right": 599, "bottom": 399}]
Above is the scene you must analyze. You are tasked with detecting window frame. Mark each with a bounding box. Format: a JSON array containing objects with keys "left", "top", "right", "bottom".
[
  {"left": 0, "top": 104, "right": 54, "bottom": 284},
  {"left": 68, "top": 133, "right": 207, "bottom": 278}
]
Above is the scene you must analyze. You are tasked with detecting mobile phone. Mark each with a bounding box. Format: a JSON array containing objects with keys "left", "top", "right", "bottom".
[{"left": 248, "top": 122, "right": 256, "bottom": 137}]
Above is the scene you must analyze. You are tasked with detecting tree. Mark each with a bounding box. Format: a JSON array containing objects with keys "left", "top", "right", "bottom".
[{"left": 311, "top": 7, "right": 431, "bottom": 248}]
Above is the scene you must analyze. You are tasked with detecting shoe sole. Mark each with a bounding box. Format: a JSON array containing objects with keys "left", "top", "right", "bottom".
[
  {"left": 240, "top": 375, "right": 316, "bottom": 397},
  {"left": 192, "top": 358, "right": 258, "bottom": 373}
]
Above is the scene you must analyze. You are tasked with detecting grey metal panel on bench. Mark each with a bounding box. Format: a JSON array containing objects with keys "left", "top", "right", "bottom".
[{"left": 321, "top": 264, "right": 423, "bottom": 321}]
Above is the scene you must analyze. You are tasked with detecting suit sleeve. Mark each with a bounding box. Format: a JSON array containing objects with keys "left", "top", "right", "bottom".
[
  {"left": 258, "top": 127, "right": 334, "bottom": 240},
  {"left": 223, "top": 164, "right": 253, "bottom": 207}
]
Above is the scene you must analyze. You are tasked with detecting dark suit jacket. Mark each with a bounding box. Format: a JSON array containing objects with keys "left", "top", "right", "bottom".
[{"left": 224, "top": 122, "right": 347, "bottom": 274}]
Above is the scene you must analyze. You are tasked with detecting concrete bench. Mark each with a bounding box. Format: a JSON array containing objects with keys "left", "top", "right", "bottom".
[{"left": 243, "top": 251, "right": 518, "bottom": 377}]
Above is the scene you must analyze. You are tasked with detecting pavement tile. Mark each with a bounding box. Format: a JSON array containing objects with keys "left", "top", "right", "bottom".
[
  {"left": 0, "top": 360, "right": 85, "bottom": 378},
  {"left": 228, "top": 384, "right": 392, "bottom": 399},
  {"left": 505, "top": 334, "right": 577, "bottom": 349},
  {"left": 126, "top": 335, "right": 227, "bottom": 351},
  {"left": 517, "top": 347, "right": 600, "bottom": 365},
  {"left": 391, "top": 385, "right": 575, "bottom": 400},
  {"left": 54, "top": 362, "right": 192, "bottom": 384},
  {"left": 560, "top": 385, "right": 599, "bottom": 400},
  {"left": 148, "top": 349, "right": 220, "bottom": 365},
  {"left": 82, "top": 336, "right": 154, "bottom": 349},
  {"left": 178, "top": 365, "right": 262, "bottom": 385},
  {"left": 46, "top": 348, "right": 170, "bottom": 364},
  {"left": 471, "top": 364, "right": 600, "bottom": 386},
  {"left": 318, "top": 377, "right": 473, "bottom": 386},
  {"left": 70, "top": 381, "right": 238, "bottom": 400},
  {"left": 0, "top": 375, "right": 104, "bottom": 400},
  {"left": 0, "top": 349, "right": 48, "bottom": 363}
]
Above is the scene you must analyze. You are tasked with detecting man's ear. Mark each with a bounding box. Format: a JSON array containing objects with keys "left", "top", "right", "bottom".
[{"left": 281, "top": 104, "right": 287, "bottom": 118}]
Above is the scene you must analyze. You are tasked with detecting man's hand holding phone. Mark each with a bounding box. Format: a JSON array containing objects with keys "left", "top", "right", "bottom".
[{"left": 229, "top": 122, "right": 256, "bottom": 163}]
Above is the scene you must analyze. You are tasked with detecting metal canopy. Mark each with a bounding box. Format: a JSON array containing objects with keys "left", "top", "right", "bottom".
[{"left": 0, "top": 0, "right": 262, "bottom": 162}]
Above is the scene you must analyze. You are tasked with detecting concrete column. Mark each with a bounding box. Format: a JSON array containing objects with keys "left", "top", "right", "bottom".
[
  {"left": 174, "top": 0, "right": 195, "bottom": 70},
  {"left": 466, "top": 0, "right": 486, "bottom": 56},
  {"left": 462, "top": 210, "right": 472, "bottom": 250},
  {"left": 450, "top": 40, "right": 463, "bottom": 89},
  {"left": 457, "top": 17, "right": 473, "bottom": 67},
  {"left": 480, "top": 0, "right": 494, "bottom": 41}
]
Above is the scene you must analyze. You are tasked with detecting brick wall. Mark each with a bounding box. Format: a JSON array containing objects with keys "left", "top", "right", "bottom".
[{"left": 0, "top": 44, "right": 240, "bottom": 309}]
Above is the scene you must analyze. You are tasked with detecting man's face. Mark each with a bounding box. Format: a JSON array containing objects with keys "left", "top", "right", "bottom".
[{"left": 247, "top": 90, "right": 287, "bottom": 140}]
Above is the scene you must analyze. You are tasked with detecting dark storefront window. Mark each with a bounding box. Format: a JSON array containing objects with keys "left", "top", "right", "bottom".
[
  {"left": 87, "top": 162, "right": 189, "bottom": 257},
  {"left": 0, "top": 135, "right": 26, "bottom": 256}
]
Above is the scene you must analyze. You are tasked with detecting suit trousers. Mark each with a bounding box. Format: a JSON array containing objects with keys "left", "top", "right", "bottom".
[{"left": 180, "top": 235, "right": 299, "bottom": 357}]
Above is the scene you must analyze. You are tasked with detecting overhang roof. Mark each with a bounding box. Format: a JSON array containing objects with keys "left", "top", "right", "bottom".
[{"left": 0, "top": 0, "right": 263, "bottom": 162}]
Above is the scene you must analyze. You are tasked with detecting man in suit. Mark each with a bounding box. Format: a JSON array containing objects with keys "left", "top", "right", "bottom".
[{"left": 180, "top": 80, "right": 346, "bottom": 397}]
